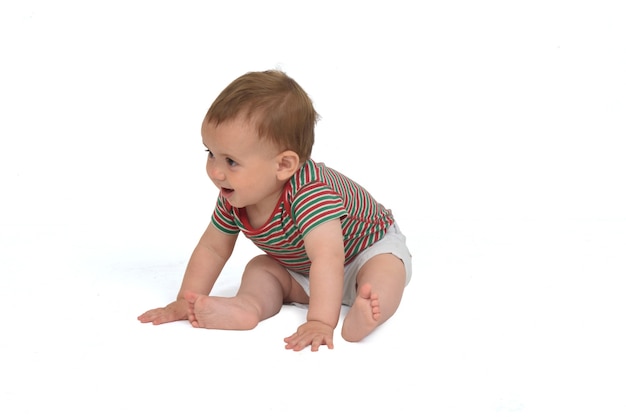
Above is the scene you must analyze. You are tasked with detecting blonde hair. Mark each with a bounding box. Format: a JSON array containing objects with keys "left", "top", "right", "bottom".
[{"left": 205, "top": 70, "right": 319, "bottom": 160}]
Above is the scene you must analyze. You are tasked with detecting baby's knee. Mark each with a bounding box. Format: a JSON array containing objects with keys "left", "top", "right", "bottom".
[
  {"left": 245, "top": 254, "right": 276, "bottom": 270},
  {"left": 243, "top": 255, "right": 289, "bottom": 278}
]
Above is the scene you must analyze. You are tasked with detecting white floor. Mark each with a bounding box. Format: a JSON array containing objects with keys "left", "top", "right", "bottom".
[{"left": 1, "top": 1, "right": 625, "bottom": 416}]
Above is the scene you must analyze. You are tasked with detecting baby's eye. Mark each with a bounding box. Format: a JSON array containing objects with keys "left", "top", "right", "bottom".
[
  {"left": 205, "top": 149, "right": 214, "bottom": 158},
  {"left": 226, "top": 158, "right": 237, "bottom": 167}
]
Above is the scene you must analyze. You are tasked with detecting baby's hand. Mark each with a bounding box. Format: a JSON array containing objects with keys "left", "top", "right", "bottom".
[
  {"left": 137, "top": 299, "right": 188, "bottom": 325},
  {"left": 284, "top": 320, "right": 335, "bottom": 352}
]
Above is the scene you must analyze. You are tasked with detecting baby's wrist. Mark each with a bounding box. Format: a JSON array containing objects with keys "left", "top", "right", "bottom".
[{"left": 306, "top": 318, "right": 336, "bottom": 329}]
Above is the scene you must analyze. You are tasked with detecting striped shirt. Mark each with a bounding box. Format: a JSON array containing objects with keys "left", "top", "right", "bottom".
[{"left": 211, "top": 159, "right": 394, "bottom": 275}]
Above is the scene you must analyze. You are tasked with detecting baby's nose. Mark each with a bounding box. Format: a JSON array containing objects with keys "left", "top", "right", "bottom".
[{"left": 207, "top": 164, "right": 225, "bottom": 181}]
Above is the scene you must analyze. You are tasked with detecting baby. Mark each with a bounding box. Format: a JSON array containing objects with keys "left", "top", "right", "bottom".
[{"left": 138, "top": 70, "right": 412, "bottom": 351}]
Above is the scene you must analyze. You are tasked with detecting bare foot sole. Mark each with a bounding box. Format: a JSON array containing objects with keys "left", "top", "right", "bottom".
[
  {"left": 341, "top": 283, "right": 381, "bottom": 342},
  {"left": 184, "top": 291, "right": 260, "bottom": 330}
]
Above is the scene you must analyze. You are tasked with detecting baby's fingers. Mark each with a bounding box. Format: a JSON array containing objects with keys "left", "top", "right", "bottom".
[
  {"left": 284, "top": 332, "right": 310, "bottom": 351},
  {"left": 311, "top": 333, "right": 334, "bottom": 351},
  {"left": 137, "top": 308, "right": 164, "bottom": 324},
  {"left": 137, "top": 307, "right": 181, "bottom": 325},
  {"left": 284, "top": 332, "right": 333, "bottom": 352}
]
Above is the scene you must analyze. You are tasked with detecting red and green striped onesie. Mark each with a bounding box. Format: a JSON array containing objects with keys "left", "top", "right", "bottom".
[{"left": 211, "top": 159, "right": 395, "bottom": 275}]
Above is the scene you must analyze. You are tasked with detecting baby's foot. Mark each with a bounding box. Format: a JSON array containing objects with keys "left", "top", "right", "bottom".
[
  {"left": 341, "top": 283, "right": 381, "bottom": 342},
  {"left": 183, "top": 291, "right": 260, "bottom": 330}
]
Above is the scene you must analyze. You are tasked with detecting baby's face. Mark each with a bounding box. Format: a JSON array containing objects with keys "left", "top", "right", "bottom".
[{"left": 201, "top": 117, "right": 286, "bottom": 214}]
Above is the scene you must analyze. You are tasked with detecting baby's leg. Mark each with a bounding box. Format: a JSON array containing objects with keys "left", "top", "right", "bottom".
[
  {"left": 185, "top": 255, "right": 306, "bottom": 330},
  {"left": 341, "top": 254, "right": 406, "bottom": 342}
]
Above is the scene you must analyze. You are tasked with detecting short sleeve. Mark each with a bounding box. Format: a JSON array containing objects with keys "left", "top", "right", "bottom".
[
  {"left": 290, "top": 181, "right": 347, "bottom": 237},
  {"left": 211, "top": 195, "right": 240, "bottom": 235}
]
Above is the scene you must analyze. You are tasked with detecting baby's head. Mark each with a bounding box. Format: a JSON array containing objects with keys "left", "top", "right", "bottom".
[{"left": 204, "top": 70, "right": 319, "bottom": 161}]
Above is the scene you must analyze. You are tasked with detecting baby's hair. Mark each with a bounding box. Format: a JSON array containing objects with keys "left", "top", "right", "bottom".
[{"left": 205, "top": 70, "right": 319, "bottom": 161}]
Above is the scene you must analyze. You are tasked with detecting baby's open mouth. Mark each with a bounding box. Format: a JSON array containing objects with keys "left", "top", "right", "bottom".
[{"left": 221, "top": 187, "right": 234, "bottom": 197}]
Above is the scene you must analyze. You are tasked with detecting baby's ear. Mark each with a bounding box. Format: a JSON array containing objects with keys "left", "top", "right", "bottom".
[{"left": 276, "top": 151, "right": 300, "bottom": 180}]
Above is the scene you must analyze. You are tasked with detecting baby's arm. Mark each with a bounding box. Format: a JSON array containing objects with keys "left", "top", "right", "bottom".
[
  {"left": 284, "top": 219, "right": 344, "bottom": 351},
  {"left": 137, "top": 223, "right": 237, "bottom": 325}
]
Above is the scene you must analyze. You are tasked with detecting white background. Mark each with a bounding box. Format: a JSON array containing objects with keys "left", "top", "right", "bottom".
[{"left": 1, "top": 1, "right": 625, "bottom": 416}]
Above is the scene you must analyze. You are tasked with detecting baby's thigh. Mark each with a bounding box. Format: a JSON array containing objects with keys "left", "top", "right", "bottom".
[
  {"left": 355, "top": 254, "right": 406, "bottom": 316},
  {"left": 356, "top": 253, "right": 407, "bottom": 288},
  {"left": 243, "top": 255, "right": 309, "bottom": 304}
]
